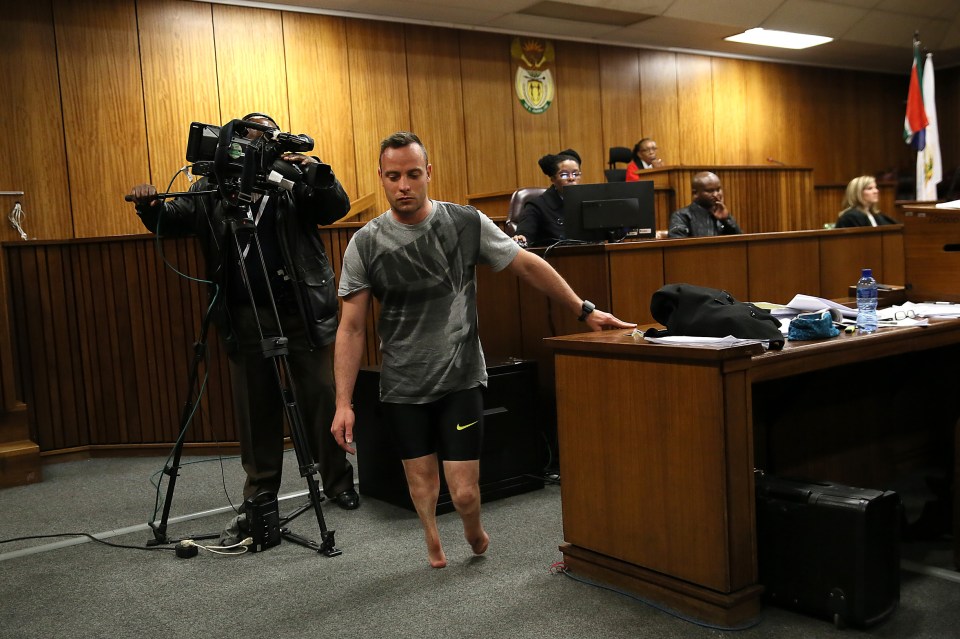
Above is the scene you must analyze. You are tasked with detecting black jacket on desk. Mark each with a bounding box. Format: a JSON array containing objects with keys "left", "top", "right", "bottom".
[
  {"left": 136, "top": 173, "right": 349, "bottom": 353},
  {"left": 835, "top": 207, "right": 897, "bottom": 228},
  {"left": 514, "top": 185, "right": 564, "bottom": 246},
  {"left": 668, "top": 201, "right": 742, "bottom": 238}
]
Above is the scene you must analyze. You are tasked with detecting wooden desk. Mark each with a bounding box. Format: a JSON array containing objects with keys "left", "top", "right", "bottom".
[
  {"left": 902, "top": 206, "right": 960, "bottom": 302},
  {"left": 547, "top": 323, "right": 960, "bottom": 625}
]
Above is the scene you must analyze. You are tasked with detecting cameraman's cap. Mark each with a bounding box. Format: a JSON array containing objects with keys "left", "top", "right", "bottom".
[{"left": 242, "top": 112, "right": 278, "bottom": 127}]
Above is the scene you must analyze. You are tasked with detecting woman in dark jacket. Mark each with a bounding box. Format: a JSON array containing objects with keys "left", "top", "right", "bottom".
[
  {"left": 512, "top": 148, "right": 582, "bottom": 246},
  {"left": 835, "top": 176, "right": 898, "bottom": 228}
]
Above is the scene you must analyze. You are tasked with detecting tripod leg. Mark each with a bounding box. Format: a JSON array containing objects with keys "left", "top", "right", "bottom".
[
  {"left": 147, "top": 310, "right": 214, "bottom": 546},
  {"left": 228, "top": 217, "right": 342, "bottom": 556}
]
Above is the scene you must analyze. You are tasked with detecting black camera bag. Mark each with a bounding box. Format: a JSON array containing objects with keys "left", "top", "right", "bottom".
[{"left": 645, "top": 283, "right": 785, "bottom": 349}]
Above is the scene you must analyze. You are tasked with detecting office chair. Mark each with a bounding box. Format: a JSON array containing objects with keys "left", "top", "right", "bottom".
[
  {"left": 506, "top": 187, "right": 546, "bottom": 235},
  {"left": 605, "top": 146, "right": 632, "bottom": 182}
]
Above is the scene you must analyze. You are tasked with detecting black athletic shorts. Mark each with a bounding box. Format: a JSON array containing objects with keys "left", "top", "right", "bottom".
[{"left": 380, "top": 386, "right": 484, "bottom": 461}]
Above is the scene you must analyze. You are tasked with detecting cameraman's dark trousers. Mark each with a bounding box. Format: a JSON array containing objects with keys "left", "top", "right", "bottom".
[{"left": 228, "top": 303, "right": 354, "bottom": 501}]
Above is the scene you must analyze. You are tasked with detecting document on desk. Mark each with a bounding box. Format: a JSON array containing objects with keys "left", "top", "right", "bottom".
[
  {"left": 785, "top": 294, "right": 858, "bottom": 319},
  {"left": 643, "top": 335, "right": 771, "bottom": 349},
  {"left": 935, "top": 198, "right": 960, "bottom": 209},
  {"left": 879, "top": 301, "right": 960, "bottom": 319}
]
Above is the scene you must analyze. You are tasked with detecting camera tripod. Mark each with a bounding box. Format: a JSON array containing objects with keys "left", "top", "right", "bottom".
[{"left": 146, "top": 204, "right": 341, "bottom": 557}]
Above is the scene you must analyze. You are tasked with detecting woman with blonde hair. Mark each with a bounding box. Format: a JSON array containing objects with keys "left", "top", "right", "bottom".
[{"left": 835, "top": 176, "right": 897, "bottom": 227}]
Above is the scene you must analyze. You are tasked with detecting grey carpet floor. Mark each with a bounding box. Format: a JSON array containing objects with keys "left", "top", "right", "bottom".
[{"left": 1, "top": 454, "right": 957, "bottom": 639}]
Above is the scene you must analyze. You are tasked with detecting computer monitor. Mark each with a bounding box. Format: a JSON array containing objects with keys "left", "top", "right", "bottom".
[{"left": 562, "top": 181, "right": 655, "bottom": 243}]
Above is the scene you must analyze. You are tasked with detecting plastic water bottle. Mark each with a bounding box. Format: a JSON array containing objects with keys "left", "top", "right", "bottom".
[{"left": 856, "top": 268, "right": 878, "bottom": 333}]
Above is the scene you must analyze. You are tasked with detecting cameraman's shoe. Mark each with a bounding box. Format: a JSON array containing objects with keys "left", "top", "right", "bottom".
[
  {"left": 218, "top": 513, "right": 249, "bottom": 546},
  {"left": 332, "top": 489, "right": 360, "bottom": 510}
]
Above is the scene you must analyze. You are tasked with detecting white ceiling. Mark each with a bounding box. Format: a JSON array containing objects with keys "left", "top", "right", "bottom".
[{"left": 213, "top": 0, "right": 960, "bottom": 74}]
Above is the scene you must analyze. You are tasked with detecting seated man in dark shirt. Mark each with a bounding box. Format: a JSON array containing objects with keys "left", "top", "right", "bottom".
[
  {"left": 668, "top": 171, "right": 742, "bottom": 238},
  {"left": 512, "top": 149, "right": 581, "bottom": 247}
]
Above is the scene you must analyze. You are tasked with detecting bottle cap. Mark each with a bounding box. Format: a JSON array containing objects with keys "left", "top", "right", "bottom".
[{"left": 861, "top": 268, "right": 872, "bottom": 278}]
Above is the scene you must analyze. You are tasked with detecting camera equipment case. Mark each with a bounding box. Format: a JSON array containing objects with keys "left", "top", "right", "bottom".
[{"left": 755, "top": 473, "right": 901, "bottom": 628}]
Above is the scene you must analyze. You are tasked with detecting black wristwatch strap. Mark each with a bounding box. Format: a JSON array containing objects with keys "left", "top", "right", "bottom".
[{"left": 578, "top": 300, "right": 596, "bottom": 322}]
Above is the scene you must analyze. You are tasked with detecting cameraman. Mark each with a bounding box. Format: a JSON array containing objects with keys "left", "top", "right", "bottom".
[{"left": 128, "top": 113, "right": 359, "bottom": 544}]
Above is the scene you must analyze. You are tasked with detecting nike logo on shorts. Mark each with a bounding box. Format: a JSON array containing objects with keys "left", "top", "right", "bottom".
[{"left": 456, "top": 421, "right": 478, "bottom": 431}]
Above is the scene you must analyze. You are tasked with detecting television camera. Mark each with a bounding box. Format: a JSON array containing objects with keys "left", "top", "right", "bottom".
[{"left": 185, "top": 118, "right": 333, "bottom": 207}]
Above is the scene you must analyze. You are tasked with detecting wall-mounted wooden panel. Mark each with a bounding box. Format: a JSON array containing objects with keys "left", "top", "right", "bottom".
[
  {"left": 819, "top": 231, "right": 884, "bottom": 298},
  {"left": 675, "top": 53, "right": 715, "bottom": 166},
  {"left": 639, "top": 51, "right": 680, "bottom": 171},
  {"left": 662, "top": 242, "right": 749, "bottom": 301},
  {"left": 746, "top": 238, "right": 820, "bottom": 303},
  {"left": 137, "top": 0, "right": 221, "bottom": 194},
  {"left": 711, "top": 58, "right": 749, "bottom": 166},
  {"left": 346, "top": 20, "right": 411, "bottom": 214},
  {"left": 0, "top": 3, "right": 71, "bottom": 241},
  {"left": 744, "top": 61, "right": 786, "bottom": 166},
  {"left": 555, "top": 41, "right": 604, "bottom": 186},
  {"left": 459, "top": 31, "right": 517, "bottom": 195},
  {"left": 212, "top": 4, "right": 289, "bottom": 128},
  {"left": 405, "top": 25, "right": 468, "bottom": 205},
  {"left": 599, "top": 47, "right": 641, "bottom": 157},
  {"left": 54, "top": 0, "right": 149, "bottom": 238},
  {"left": 282, "top": 12, "right": 359, "bottom": 204}
]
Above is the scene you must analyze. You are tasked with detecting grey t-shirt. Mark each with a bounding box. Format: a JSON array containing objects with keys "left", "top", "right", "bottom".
[{"left": 339, "top": 201, "right": 520, "bottom": 403}]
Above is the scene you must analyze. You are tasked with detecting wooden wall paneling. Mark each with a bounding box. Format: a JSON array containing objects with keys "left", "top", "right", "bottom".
[
  {"left": 133, "top": 240, "right": 164, "bottom": 443},
  {"left": 151, "top": 238, "right": 189, "bottom": 442},
  {"left": 675, "top": 53, "right": 715, "bottom": 166},
  {"left": 777, "top": 64, "right": 807, "bottom": 169},
  {"left": 18, "top": 246, "right": 68, "bottom": 450},
  {"left": 639, "top": 51, "right": 680, "bottom": 171},
  {"left": 212, "top": 5, "right": 289, "bottom": 130},
  {"left": 819, "top": 68, "right": 861, "bottom": 184},
  {"left": 608, "top": 247, "right": 665, "bottom": 325},
  {"left": 654, "top": 190, "right": 676, "bottom": 231},
  {"left": 5, "top": 250, "right": 30, "bottom": 410},
  {"left": 405, "top": 25, "right": 469, "bottom": 205},
  {"left": 882, "top": 231, "right": 905, "bottom": 285},
  {"left": 815, "top": 185, "right": 844, "bottom": 227},
  {"left": 743, "top": 61, "right": 781, "bottom": 166},
  {"left": 0, "top": 250, "right": 18, "bottom": 410},
  {"left": 0, "top": 3, "right": 71, "bottom": 240},
  {"left": 476, "top": 265, "right": 521, "bottom": 360},
  {"left": 346, "top": 20, "right": 411, "bottom": 215},
  {"left": 599, "top": 47, "right": 641, "bottom": 161},
  {"left": 861, "top": 72, "right": 915, "bottom": 180},
  {"left": 137, "top": 0, "right": 220, "bottom": 194},
  {"left": 281, "top": 13, "right": 359, "bottom": 204},
  {"left": 512, "top": 48, "right": 561, "bottom": 190},
  {"left": 71, "top": 245, "right": 100, "bottom": 448},
  {"left": 711, "top": 58, "right": 749, "bottom": 166},
  {"left": 459, "top": 31, "right": 518, "bottom": 194},
  {"left": 554, "top": 41, "right": 604, "bottom": 185},
  {"left": 819, "top": 231, "right": 883, "bottom": 298},
  {"left": 50, "top": 246, "right": 83, "bottom": 446},
  {"left": 662, "top": 242, "right": 749, "bottom": 300},
  {"left": 53, "top": 0, "right": 149, "bottom": 238},
  {"left": 746, "top": 237, "right": 820, "bottom": 303}
]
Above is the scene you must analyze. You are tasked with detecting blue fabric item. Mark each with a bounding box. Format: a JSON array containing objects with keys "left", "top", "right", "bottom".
[{"left": 788, "top": 310, "right": 841, "bottom": 341}]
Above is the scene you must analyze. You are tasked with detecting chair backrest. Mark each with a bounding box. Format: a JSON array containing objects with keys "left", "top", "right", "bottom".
[
  {"left": 506, "top": 187, "right": 547, "bottom": 235},
  {"left": 604, "top": 168, "right": 627, "bottom": 183},
  {"left": 606, "top": 146, "right": 632, "bottom": 182}
]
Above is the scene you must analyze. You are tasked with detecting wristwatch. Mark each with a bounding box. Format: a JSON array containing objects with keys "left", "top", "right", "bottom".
[{"left": 578, "top": 300, "right": 596, "bottom": 322}]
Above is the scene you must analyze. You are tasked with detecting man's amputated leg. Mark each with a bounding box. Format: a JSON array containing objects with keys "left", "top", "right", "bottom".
[
  {"left": 402, "top": 454, "right": 446, "bottom": 568},
  {"left": 443, "top": 459, "right": 488, "bottom": 555}
]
